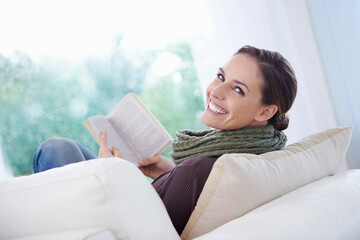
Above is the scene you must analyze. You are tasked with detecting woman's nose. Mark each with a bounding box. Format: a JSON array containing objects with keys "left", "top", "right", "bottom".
[{"left": 210, "top": 83, "right": 226, "bottom": 100}]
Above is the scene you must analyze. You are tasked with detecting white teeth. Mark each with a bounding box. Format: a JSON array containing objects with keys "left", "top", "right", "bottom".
[{"left": 209, "top": 101, "right": 226, "bottom": 114}]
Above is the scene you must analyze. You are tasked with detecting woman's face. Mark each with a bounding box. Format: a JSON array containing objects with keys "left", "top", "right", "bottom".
[{"left": 201, "top": 54, "right": 269, "bottom": 130}]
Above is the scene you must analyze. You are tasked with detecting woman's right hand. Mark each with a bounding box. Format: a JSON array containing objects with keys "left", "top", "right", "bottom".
[
  {"left": 138, "top": 154, "right": 176, "bottom": 179},
  {"left": 98, "top": 131, "right": 124, "bottom": 159}
]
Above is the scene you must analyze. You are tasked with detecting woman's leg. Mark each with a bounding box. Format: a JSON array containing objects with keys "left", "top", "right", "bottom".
[{"left": 33, "top": 138, "right": 97, "bottom": 173}]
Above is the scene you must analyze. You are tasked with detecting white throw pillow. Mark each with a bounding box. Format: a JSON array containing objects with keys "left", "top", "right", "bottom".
[
  {"left": 0, "top": 158, "right": 180, "bottom": 240},
  {"left": 181, "top": 126, "right": 352, "bottom": 239}
]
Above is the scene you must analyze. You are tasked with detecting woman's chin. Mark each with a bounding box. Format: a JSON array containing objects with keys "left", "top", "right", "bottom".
[
  {"left": 201, "top": 113, "right": 222, "bottom": 129},
  {"left": 201, "top": 113, "right": 211, "bottom": 128}
]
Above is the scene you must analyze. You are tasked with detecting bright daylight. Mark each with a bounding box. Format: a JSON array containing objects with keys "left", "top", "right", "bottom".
[
  {"left": 0, "top": 0, "right": 359, "bottom": 239},
  {"left": 0, "top": 0, "right": 211, "bottom": 177}
]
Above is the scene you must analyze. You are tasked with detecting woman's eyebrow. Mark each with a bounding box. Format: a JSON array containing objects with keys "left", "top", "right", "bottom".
[
  {"left": 219, "top": 67, "right": 225, "bottom": 75},
  {"left": 219, "top": 67, "right": 250, "bottom": 93}
]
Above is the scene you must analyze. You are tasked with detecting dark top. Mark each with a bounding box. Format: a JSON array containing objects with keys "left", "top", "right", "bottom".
[{"left": 152, "top": 156, "right": 218, "bottom": 235}]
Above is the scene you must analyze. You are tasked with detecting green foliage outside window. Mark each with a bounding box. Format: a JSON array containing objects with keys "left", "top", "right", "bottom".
[{"left": 0, "top": 40, "right": 206, "bottom": 176}]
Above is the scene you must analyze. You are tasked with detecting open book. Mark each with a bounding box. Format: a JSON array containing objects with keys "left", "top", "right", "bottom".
[{"left": 83, "top": 92, "right": 173, "bottom": 165}]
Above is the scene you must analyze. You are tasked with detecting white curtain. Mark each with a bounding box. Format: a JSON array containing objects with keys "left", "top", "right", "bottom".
[
  {"left": 306, "top": 0, "right": 360, "bottom": 168},
  {"left": 191, "top": 0, "right": 360, "bottom": 168}
]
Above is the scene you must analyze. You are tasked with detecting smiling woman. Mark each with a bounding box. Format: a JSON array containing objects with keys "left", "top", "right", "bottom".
[
  {"left": 33, "top": 45, "right": 297, "bottom": 235},
  {"left": 142, "top": 45, "right": 297, "bottom": 234}
]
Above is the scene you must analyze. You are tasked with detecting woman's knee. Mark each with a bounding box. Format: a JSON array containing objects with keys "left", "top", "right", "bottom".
[
  {"left": 33, "top": 138, "right": 81, "bottom": 173},
  {"left": 38, "top": 138, "right": 76, "bottom": 153}
]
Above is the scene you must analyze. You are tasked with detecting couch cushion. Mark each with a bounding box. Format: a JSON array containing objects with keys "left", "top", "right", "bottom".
[
  {"left": 0, "top": 158, "right": 180, "bottom": 240},
  {"left": 194, "top": 169, "right": 360, "bottom": 240},
  {"left": 181, "top": 126, "right": 352, "bottom": 239}
]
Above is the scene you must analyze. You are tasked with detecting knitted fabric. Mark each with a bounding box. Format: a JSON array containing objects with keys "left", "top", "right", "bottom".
[{"left": 170, "top": 125, "right": 287, "bottom": 165}]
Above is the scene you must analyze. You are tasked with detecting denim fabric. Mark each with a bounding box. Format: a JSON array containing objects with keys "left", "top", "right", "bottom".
[{"left": 32, "top": 138, "right": 97, "bottom": 173}]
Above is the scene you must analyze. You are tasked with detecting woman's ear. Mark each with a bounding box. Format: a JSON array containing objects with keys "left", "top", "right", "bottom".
[{"left": 255, "top": 105, "right": 278, "bottom": 122}]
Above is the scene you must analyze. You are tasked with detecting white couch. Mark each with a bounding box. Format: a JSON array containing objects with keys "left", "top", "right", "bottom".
[{"left": 1, "top": 126, "right": 360, "bottom": 240}]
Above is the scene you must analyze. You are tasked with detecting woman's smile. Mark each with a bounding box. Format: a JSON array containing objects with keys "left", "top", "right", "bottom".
[{"left": 208, "top": 100, "right": 228, "bottom": 115}]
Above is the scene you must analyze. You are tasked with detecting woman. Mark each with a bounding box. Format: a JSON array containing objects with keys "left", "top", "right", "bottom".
[{"left": 33, "top": 45, "right": 297, "bottom": 235}]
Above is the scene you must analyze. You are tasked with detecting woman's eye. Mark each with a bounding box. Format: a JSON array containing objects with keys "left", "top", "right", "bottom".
[
  {"left": 217, "top": 73, "right": 224, "bottom": 81},
  {"left": 234, "top": 87, "right": 245, "bottom": 95}
]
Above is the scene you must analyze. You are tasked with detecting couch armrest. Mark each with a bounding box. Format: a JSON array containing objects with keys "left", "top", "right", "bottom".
[
  {"left": 194, "top": 169, "right": 360, "bottom": 240},
  {"left": 0, "top": 158, "right": 180, "bottom": 240}
]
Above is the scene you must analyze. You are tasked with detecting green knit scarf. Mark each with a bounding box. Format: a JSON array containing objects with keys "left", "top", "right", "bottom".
[{"left": 170, "top": 124, "right": 287, "bottom": 165}]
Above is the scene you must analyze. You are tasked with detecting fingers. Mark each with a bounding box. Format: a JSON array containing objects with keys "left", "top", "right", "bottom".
[
  {"left": 98, "top": 131, "right": 113, "bottom": 158},
  {"left": 98, "top": 131, "right": 125, "bottom": 159},
  {"left": 138, "top": 154, "right": 161, "bottom": 167},
  {"left": 99, "top": 130, "right": 107, "bottom": 148},
  {"left": 112, "top": 146, "right": 124, "bottom": 158}
]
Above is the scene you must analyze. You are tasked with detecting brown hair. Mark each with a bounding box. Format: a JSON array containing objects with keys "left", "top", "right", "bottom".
[{"left": 235, "top": 45, "right": 297, "bottom": 131}]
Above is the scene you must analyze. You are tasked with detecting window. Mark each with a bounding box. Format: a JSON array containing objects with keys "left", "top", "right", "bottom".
[{"left": 0, "top": 0, "right": 211, "bottom": 176}]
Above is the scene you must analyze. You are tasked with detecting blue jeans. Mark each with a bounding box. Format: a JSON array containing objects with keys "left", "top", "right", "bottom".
[{"left": 33, "top": 138, "right": 97, "bottom": 173}]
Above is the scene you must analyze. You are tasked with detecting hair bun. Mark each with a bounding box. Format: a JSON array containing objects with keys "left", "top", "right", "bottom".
[{"left": 272, "top": 113, "right": 289, "bottom": 131}]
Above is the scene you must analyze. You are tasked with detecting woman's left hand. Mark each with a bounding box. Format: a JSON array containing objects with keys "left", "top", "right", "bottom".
[
  {"left": 98, "top": 131, "right": 124, "bottom": 158},
  {"left": 138, "top": 154, "right": 176, "bottom": 179}
]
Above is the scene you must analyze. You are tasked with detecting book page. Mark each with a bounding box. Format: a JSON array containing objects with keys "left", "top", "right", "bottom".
[
  {"left": 108, "top": 93, "right": 172, "bottom": 161},
  {"left": 85, "top": 116, "right": 138, "bottom": 164}
]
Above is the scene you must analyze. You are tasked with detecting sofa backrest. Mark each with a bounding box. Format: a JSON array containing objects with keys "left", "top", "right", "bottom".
[{"left": 182, "top": 126, "right": 353, "bottom": 239}]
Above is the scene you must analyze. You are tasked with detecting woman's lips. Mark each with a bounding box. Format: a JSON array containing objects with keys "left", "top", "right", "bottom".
[{"left": 208, "top": 100, "right": 227, "bottom": 114}]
